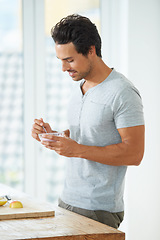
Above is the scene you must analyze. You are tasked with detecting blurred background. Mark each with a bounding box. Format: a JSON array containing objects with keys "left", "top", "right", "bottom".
[{"left": 0, "top": 0, "right": 159, "bottom": 239}]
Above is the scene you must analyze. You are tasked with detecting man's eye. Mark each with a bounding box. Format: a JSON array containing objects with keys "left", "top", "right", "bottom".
[{"left": 67, "top": 59, "right": 74, "bottom": 63}]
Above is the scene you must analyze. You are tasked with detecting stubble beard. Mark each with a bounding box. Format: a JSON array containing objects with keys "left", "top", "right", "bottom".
[{"left": 71, "top": 62, "right": 93, "bottom": 82}]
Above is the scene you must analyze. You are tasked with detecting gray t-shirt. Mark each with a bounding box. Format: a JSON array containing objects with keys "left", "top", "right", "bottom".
[{"left": 61, "top": 69, "right": 144, "bottom": 212}]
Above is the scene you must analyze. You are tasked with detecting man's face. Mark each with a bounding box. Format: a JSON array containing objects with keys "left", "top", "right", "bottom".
[{"left": 55, "top": 42, "right": 93, "bottom": 81}]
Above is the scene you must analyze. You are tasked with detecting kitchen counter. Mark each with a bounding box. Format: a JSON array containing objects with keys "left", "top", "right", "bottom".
[{"left": 0, "top": 184, "right": 125, "bottom": 240}]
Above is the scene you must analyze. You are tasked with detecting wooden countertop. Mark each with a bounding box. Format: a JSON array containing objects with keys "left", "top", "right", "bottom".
[{"left": 0, "top": 184, "right": 125, "bottom": 240}]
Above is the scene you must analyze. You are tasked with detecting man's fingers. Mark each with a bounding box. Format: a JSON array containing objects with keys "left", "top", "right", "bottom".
[
  {"left": 41, "top": 134, "right": 61, "bottom": 142},
  {"left": 32, "top": 123, "right": 46, "bottom": 133},
  {"left": 31, "top": 132, "right": 40, "bottom": 141},
  {"left": 34, "top": 118, "right": 44, "bottom": 126}
]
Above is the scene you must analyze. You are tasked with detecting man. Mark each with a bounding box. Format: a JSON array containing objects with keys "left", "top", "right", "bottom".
[{"left": 32, "top": 14, "right": 145, "bottom": 229}]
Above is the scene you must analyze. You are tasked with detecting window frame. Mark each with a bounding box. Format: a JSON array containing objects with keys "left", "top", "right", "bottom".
[{"left": 23, "top": 0, "right": 46, "bottom": 199}]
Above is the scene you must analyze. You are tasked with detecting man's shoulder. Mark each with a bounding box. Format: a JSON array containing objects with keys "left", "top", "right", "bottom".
[{"left": 103, "top": 69, "right": 134, "bottom": 91}]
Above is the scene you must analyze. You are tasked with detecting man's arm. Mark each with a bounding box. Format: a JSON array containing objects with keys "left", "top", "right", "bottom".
[
  {"left": 41, "top": 125, "right": 145, "bottom": 166},
  {"left": 76, "top": 125, "right": 145, "bottom": 166}
]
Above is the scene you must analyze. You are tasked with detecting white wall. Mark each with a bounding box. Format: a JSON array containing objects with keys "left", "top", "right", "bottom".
[{"left": 101, "top": 0, "right": 160, "bottom": 239}]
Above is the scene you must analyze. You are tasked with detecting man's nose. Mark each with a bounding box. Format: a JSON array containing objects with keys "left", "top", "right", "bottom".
[{"left": 62, "top": 61, "right": 70, "bottom": 72}]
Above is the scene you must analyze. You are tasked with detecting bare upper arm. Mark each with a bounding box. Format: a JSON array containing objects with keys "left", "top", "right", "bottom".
[{"left": 118, "top": 125, "right": 145, "bottom": 165}]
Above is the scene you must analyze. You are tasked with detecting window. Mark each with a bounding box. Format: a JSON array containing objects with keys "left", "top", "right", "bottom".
[{"left": 0, "top": 0, "right": 24, "bottom": 190}]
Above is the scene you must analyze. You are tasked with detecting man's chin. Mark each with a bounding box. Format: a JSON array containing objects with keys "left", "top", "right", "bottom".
[{"left": 71, "top": 76, "right": 83, "bottom": 81}]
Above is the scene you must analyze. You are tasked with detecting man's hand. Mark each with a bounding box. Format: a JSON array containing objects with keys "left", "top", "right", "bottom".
[
  {"left": 40, "top": 134, "right": 79, "bottom": 157},
  {"left": 31, "top": 118, "right": 52, "bottom": 142}
]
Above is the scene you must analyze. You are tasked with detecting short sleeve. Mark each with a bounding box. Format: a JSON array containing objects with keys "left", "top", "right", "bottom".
[{"left": 113, "top": 86, "right": 145, "bottom": 129}]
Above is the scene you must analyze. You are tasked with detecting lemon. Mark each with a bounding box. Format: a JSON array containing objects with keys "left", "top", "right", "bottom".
[{"left": 0, "top": 196, "right": 7, "bottom": 206}]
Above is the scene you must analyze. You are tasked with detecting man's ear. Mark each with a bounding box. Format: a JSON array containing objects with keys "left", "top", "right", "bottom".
[{"left": 89, "top": 46, "right": 96, "bottom": 55}]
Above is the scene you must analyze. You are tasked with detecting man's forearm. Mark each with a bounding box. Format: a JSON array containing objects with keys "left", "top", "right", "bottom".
[{"left": 75, "top": 142, "right": 142, "bottom": 166}]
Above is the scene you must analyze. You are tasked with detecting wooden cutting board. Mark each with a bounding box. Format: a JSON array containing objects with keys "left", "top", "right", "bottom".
[{"left": 0, "top": 185, "right": 55, "bottom": 220}]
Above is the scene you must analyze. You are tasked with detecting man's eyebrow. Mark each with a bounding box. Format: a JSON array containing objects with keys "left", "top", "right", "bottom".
[{"left": 56, "top": 56, "right": 73, "bottom": 60}]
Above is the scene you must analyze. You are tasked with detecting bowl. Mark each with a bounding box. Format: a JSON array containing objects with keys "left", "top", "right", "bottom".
[{"left": 38, "top": 132, "right": 64, "bottom": 142}]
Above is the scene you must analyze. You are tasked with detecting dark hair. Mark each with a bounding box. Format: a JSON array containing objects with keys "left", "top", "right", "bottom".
[{"left": 51, "top": 14, "right": 102, "bottom": 58}]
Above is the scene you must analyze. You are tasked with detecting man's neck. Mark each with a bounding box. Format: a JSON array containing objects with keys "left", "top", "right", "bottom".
[{"left": 81, "top": 59, "right": 112, "bottom": 95}]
